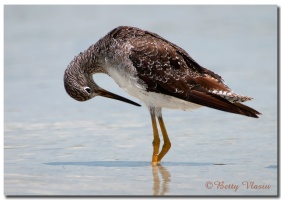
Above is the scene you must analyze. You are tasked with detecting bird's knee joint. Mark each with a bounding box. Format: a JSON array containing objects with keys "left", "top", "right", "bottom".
[
  {"left": 152, "top": 138, "right": 160, "bottom": 146},
  {"left": 163, "top": 142, "right": 171, "bottom": 150}
]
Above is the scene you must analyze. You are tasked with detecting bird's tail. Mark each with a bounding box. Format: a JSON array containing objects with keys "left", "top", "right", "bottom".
[
  {"left": 232, "top": 102, "right": 261, "bottom": 118},
  {"left": 188, "top": 90, "right": 261, "bottom": 118}
]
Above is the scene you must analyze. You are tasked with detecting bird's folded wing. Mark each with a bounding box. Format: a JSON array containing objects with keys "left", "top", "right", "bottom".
[{"left": 125, "top": 29, "right": 260, "bottom": 117}]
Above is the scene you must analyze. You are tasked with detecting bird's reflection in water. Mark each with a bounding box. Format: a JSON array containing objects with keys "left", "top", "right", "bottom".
[{"left": 152, "top": 164, "right": 171, "bottom": 195}]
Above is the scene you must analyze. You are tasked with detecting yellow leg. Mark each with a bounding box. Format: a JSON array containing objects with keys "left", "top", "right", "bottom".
[
  {"left": 157, "top": 116, "right": 171, "bottom": 163},
  {"left": 151, "top": 113, "right": 160, "bottom": 166}
]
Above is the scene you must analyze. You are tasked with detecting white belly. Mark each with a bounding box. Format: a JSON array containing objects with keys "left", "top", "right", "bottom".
[{"left": 107, "top": 67, "right": 202, "bottom": 110}]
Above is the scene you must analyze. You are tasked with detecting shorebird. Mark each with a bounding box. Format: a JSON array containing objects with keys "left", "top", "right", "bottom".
[{"left": 64, "top": 26, "right": 261, "bottom": 166}]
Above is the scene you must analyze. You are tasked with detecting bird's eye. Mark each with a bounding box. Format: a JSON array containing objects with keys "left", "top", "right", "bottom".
[{"left": 84, "top": 87, "right": 91, "bottom": 94}]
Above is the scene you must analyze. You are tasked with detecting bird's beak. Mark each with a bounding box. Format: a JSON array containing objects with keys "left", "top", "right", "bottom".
[{"left": 97, "top": 88, "right": 141, "bottom": 107}]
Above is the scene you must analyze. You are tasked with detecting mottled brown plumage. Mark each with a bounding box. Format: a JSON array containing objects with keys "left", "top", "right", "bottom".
[
  {"left": 64, "top": 26, "right": 261, "bottom": 165},
  {"left": 104, "top": 26, "right": 260, "bottom": 117}
]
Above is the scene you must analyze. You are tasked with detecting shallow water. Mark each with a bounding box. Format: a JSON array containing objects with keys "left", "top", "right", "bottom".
[{"left": 4, "top": 5, "right": 277, "bottom": 196}]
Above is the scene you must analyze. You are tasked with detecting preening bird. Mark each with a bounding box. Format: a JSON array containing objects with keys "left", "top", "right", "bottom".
[{"left": 64, "top": 26, "right": 261, "bottom": 166}]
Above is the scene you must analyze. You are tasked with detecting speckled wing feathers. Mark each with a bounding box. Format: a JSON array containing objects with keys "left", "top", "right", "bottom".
[{"left": 109, "top": 26, "right": 260, "bottom": 117}]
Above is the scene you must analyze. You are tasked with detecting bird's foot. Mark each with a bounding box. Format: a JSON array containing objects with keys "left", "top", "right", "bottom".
[
  {"left": 151, "top": 161, "right": 161, "bottom": 167},
  {"left": 151, "top": 156, "right": 162, "bottom": 166}
]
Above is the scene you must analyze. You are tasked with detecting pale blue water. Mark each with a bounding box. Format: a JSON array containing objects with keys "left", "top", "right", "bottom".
[{"left": 4, "top": 5, "right": 277, "bottom": 196}]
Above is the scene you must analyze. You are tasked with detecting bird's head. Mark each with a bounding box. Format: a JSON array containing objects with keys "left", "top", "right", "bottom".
[
  {"left": 64, "top": 53, "right": 141, "bottom": 106},
  {"left": 64, "top": 67, "right": 96, "bottom": 101}
]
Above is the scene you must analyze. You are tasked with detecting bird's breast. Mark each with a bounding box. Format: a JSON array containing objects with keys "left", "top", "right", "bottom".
[{"left": 106, "top": 64, "right": 147, "bottom": 94}]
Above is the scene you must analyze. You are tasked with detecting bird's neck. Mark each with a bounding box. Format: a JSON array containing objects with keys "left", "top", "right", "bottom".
[{"left": 69, "top": 46, "right": 106, "bottom": 76}]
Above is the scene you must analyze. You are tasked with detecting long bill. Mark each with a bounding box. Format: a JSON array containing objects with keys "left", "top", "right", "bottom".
[{"left": 97, "top": 88, "right": 141, "bottom": 107}]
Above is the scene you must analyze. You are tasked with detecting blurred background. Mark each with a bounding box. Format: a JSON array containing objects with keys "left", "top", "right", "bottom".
[{"left": 4, "top": 5, "right": 277, "bottom": 195}]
